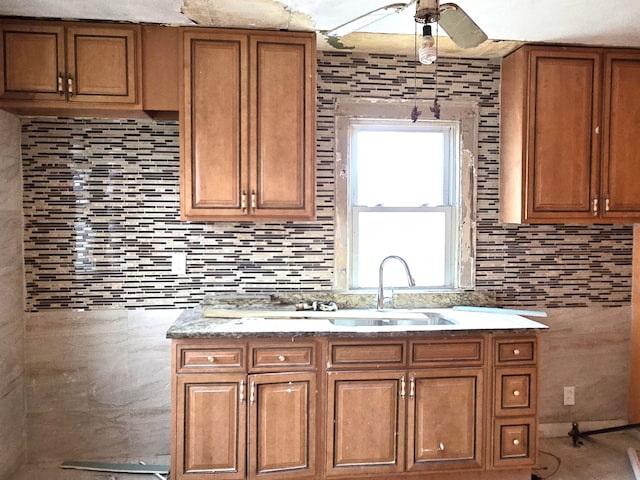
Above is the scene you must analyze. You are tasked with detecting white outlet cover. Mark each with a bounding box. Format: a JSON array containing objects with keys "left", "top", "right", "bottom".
[{"left": 171, "top": 252, "right": 187, "bottom": 275}]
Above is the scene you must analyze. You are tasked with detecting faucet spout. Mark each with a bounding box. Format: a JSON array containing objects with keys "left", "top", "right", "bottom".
[{"left": 377, "top": 255, "right": 416, "bottom": 310}]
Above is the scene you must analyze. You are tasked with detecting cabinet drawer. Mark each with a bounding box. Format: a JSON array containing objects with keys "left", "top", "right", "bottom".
[
  {"left": 495, "top": 367, "right": 536, "bottom": 416},
  {"left": 410, "top": 338, "right": 483, "bottom": 367},
  {"left": 250, "top": 344, "right": 314, "bottom": 371},
  {"left": 493, "top": 418, "right": 536, "bottom": 467},
  {"left": 495, "top": 338, "right": 536, "bottom": 365},
  {"left": 178, "top": 346, "right": 245, "bottom": 372},
  {"left": 329, "top": 341, "right": 405, "bottom": 369}
]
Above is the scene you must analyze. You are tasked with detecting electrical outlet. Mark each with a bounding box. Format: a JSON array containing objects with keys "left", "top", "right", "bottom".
[
  {"left": 171, "top": 252, "right": 187, "bottom": 275},
  {"left": 564, "top": 386, "right": 575, "bottom": 406}
]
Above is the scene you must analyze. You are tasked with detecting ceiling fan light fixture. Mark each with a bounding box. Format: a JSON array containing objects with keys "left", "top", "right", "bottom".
[{"left": 418, "top": 24, "right": 437, "bottom": 64}]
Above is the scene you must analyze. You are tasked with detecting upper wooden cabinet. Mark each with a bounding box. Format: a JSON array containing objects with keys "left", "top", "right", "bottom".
[
  {"left": 0, "top": 20, "right": 141, "bottom": 112},
  {"left": 500, "top": 45, "right": 640, "bottom": 224},
  {"left": 180, "top": 28, "right": 316, "bottom": 221}
]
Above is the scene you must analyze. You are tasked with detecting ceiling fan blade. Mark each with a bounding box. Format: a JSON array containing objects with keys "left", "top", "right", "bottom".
[
  {"left": 438, "top": 3, "right": 487, "bottom": 48},
  {"left": 324, "top": 1, "right": 415, "bottom": 38}
]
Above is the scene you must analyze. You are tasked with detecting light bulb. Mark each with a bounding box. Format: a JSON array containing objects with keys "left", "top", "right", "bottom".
[{"left": 419, "top": 24, "right": 437, "bottom": 65}]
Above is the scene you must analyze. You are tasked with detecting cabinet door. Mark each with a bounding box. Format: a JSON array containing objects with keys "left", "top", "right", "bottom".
[
  {"left": 525, "top": 49, "right": 601, "bottom": 221},
  {"left": 175, "top": 373, "right": 246, "bottom": 480},
  {"left": 0, "top": 23, "right": 65, "bottom": 101},
  {"left": 181, "top": 31, "right": 249, "bottom": 219},
  {"left": 326, "top": 371, "right": 406, "bottom": 476},
  {"left": 601, "top": 51, "right": 640, "bottom": 220},
  {"left": 66, "top": 25, "right": 138, "bottom": 104},
  {"left": 407, "top": 369, "right": 483, "bottom": 471},
  {"left": 249, "top": 34, "right": 315, "bottom": 220},
  {"left": 248, "top": 372, "right": 316, "bottom": 480}
]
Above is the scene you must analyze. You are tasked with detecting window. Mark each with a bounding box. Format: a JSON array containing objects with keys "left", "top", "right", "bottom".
[{"left": 334, "top": 100, "right": 477, "bottom": 291}]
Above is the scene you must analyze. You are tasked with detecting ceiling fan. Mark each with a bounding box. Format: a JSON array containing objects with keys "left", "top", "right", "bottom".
[{"left": 322, "top": 0, "right": 487, "bottom": 50}]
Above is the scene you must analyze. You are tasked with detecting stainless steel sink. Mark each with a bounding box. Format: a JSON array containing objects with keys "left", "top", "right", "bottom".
[{"left": 329, "top": 313, "right": 456, "bottom": 327}]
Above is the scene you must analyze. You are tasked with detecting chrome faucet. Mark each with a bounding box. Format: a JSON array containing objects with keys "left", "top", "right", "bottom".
[{"left": 377, "top": 255, "right": 416, "bottom": 310}]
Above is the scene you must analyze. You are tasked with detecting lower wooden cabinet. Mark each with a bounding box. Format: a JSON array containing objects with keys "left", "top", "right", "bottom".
[
  {"left": 171, "top": 334, "right": 539, "bottom": 480},
  {"left": 176, "top": 373, "right": 247, "bottom": 480},
  {"left": 172, "top": 340, "right": 317, "bottom": 480},
  {"left": 327, "top": 371, "right": 406, "bottom": 475},
  {"left": 407, "top": 369, "right": 483, "bottom": 471},
  {"left": 248, "top": 372, "right": 316, "bottom": 479}
]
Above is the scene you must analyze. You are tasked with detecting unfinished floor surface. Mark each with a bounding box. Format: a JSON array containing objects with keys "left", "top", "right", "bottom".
[{"left": 536, "top": 431, "right": 640, "bottom": 479}]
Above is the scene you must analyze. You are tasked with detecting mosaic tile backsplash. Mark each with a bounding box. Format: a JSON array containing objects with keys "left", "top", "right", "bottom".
[{"left": 21, "top": 52, "right": 632, "bottom": 311}]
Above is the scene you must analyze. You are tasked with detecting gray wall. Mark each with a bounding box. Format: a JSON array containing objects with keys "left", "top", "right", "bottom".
[{"left": 0, "top": 110, "right": 25, "bottom": 480}]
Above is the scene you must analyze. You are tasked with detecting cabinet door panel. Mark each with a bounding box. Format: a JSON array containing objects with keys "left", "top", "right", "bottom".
[
  {"left": 0, "top": 24, "right": 65, "bottom": 100},
  {"left": 407, "top": 369, "right": 483, "bottom": 471},
  {"left": 326, "top": 371, "right": 405, "bottom": 476},
  {"left": 602, "top": 52, "right": 640, "bottom": 219},
  {"left": 176, "top": 374, "right": 246, "bottom": 480},
  {"left": 249, "top": 372, "right": 316, "bottom": 480},
  {"left": 66, "top": 26, "right": 138, "bottom": 103},
  {"left": 527, "top": 51, "right": 601, "bottom": 219},
  {"left": 250, "top": 35, "right": 315, "bottom": 218},
  {"left": 182, "top": 32, "right": 248, "bottom": 217}
]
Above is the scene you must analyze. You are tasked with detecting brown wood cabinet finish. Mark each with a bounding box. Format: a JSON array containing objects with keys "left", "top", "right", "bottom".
[
  {"left": 176, "top": 373, "right": 247, "bottom": 480},
  {"left": 500, "top": 45, "right": 640, "bottom": 223},
  {"left": 141, "top": 25, "right": 179, "bottom": 114},
  {"left": 172, "top": 333, "right": 539, "bottom": 480},
  {"left": 172, "top": 339, "right": 318, "bottom": 480},
  {"left": 326, "top": 371, "right": 406, "bottom": 476},
  {"left": 180, "top": 28, "right": 316, "bottom": 221},
  {"left": 248, "top": 372, "right": 316, "bottom": 480},
  {"left": 490, "top": 337, "right": 538, "bottom": 469},
  {"left": 407, "top": 369, "right": 483, "bottom": 471},
  {"left": 0, "top": 20, "right": 141, "bottom": 112}
]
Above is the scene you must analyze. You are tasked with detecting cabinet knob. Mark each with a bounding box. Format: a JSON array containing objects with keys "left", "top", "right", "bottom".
[
  {"left": 277, "top": 355, "right": 286, "bottom": 362},
  {"left": 513, "top": 348, "right": 520, "bottom": 356},
  {"left": 513, "top": 390, "right": 521, "bottom": 397},
  {"left": 207, "top": 356, "right": 215, "bottom": 363},
  {"left": 513, "top": 438, "right": 521, "bottom": 446},
  {"left": 438, "top": 442, "right": 445, "bottom": 451}
]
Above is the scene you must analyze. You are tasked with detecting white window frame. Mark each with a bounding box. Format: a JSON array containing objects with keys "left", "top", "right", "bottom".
[{"left": 334, "top": 99, "right": 478, "bottom": 292}]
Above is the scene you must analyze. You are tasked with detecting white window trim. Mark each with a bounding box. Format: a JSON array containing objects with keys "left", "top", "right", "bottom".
[{"left": 334, "top": 98, "right": 478, "bottom": 292}]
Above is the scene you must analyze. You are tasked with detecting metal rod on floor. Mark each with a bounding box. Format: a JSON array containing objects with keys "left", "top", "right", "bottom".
[{"left": 569, "top": 422, "right": 640, "bottom": 447}]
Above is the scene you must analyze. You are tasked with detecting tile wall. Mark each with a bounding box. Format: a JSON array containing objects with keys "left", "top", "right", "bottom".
[
  {"left": 0, "top": 110, "right": 25, "bottom": 479},
  {"left": 21, "top": 53, "right": 632, "bottom": 311}
]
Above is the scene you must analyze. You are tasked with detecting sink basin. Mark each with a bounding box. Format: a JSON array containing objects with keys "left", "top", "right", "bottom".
[
  {"left": 203, "top": 308, "right": 438, "bottom": 320},
  {"left": 329, "top": 313, "right": 456, "bottom": 327}
]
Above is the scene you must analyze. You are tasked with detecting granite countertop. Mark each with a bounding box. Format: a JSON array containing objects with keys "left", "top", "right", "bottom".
[{"left": 166, "top": 307, "right": 549, "bottom": 339}]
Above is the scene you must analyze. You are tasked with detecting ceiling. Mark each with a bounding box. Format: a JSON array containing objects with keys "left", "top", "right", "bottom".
[{"left": 1, "top": 0, "right": 640, "bottom": 58}]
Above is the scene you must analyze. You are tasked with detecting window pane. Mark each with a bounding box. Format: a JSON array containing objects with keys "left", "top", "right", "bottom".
[
  {"left": 354, "top": 211, "right": 447, "bottom": 288},
  {"left": 354, "top": 129, "right": 445, "bottom": 207}
]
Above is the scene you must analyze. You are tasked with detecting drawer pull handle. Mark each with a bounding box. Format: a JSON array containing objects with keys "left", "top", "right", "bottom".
[
  {"left": 239, "top": 380, "right": 245, "bottom": 404},
  {"left": 250, "top": 380, "right": 255, "bottom": 406},
  {"left": 207, "top": 356, "right": 215, "bottom": 363},
  {"left": 400, "top": 376, "right": 406, "bottom": 399},
  {"left": 513, "top": 438, "right": 521, "bottom": 446},
  {"left": 513, "top": 348, "right": 520, "bottom": 356},
  {"left": 278, "top": 355, "right": 286, "bottom": 362},
  {"left": 409, "top": 377, "right": 415, "bottom": 400},
  {"left": 513, "top": 390, "right": 521, "bottom": 397}
]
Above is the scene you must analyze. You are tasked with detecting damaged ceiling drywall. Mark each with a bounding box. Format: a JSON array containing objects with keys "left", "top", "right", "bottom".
[{"left": 1, "top": 0, "right": 639, "bottom": 57}]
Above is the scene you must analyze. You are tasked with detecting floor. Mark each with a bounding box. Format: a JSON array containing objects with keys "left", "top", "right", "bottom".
[
  {"left": 536, "top": 432, "right": 640, "bottom": 479},
  {"left": 10, "top": 433, "right": 640, "bottom": 480}
]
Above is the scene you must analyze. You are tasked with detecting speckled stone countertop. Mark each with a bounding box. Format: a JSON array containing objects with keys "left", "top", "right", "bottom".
[{"left": 166, "top": 306, "right": 548, "bottom": 339}]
